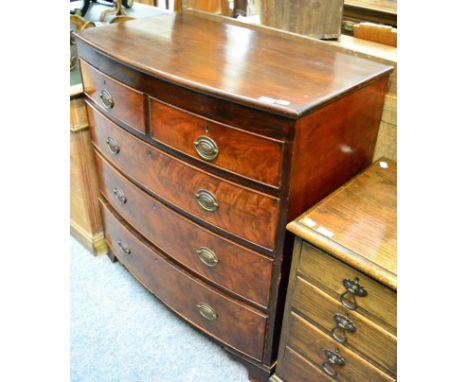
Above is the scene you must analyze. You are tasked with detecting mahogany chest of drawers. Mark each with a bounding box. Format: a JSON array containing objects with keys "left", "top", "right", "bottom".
[
  {"left": 273, "top": 159, "right": 397, "bottom": 382},
  {"left": 75, "top": 10, "right": 392, "bottom": 381}
]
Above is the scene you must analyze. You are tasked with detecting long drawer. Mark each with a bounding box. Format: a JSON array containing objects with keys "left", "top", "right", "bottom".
[
  {"left": 299, "top": 242, "right": 396, "bottom": 332},
  {"left": 287, "top": 313, "right": 394, "bottom": 382},
  {"left": 81, "top": 60, "right": 146, "bottom": 134},
  {"left": 279, "top": 347, "right": 335, "bottom": 382},
  {"left": 150, "top": 98, "right": 283, "bottom": 187},
  {"left": 88, "top": 103, "right": 280, "bottom": 250},
  {"left": 100, "top": 199, "right": 268, "bottom": 361},
  {"left": 293, "top": 277, "right": 396, "bottom": 375},
  {"left": 95, "top": 151, "right": 273, "bottom": 308}
]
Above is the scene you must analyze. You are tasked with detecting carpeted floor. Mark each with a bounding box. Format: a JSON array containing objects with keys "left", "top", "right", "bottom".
[{"left": 70, "top": 236, "right": 250, "bottom": 382}]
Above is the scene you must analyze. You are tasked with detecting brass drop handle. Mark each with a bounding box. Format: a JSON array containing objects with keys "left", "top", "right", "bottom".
[
  {"left": 196, "top": 247, "right": 218, "bottom": 267},
  {"left": 106, "top": 136, "right": 120, "bottom": 155},
  {"left": 339, "top": 277, "right": 368, "bottom": 310},
  {"left": 321, "top": 349, "right": 345, "bottom": 378},
  {"left": 195, "top": 189, "right": 219, "bottom": 212},
  {"left": 112, "top": 187, "right": 127, "bottom": 205},
  {"left": 99, "top": 89, "right": 114, "bottom": 109},
  {"left": 331, "top": 313, "right": 356, "bottom": 344},
  {"left": 193, "top": 135, "right": 219, "bottom": 161},
  {"left": 196, "top": 303, "right": 218, "bottom": 321},
  {"left": 117, "top": 240, "right": 131, "bottom": 255}
]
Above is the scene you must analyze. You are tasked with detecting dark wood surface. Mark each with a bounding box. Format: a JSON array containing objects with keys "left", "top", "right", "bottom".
[
  {"left": 95, "top": 150, "right": 273, "bottom": 308},
  {"left": 288, "top": 159, "right": 397, "bottom": 289},
  {"left": 279, "top": 347, "right": 335, "bottom": 382},
  {"left": 88, "top": 103, "right": 280, "bottom": 251},
  {"left": 101, "top": 200, "right": 268, "bottom": 362},
  {"left": 150, "top": 98, "right": 284, "bottom": 187},
  {"left": 81, "top": 59, "right": 146, "bottom": 133},
  {"left": 77, "top": 10, "right": 392, "bottom": 380},
  {"left": 75, "top": 10, "right": 392, "bottom": 118}
]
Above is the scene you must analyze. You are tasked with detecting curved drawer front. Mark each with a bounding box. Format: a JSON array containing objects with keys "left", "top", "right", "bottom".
[
  {"left": 88, "top": 104, "right": 280, "bottom": 251},
  {"left": 293, "top": 277, "right": 396, "bottom": 376},
  {"left": 101, "top": 200, "right": 267, "bottom": 362},
  {"left": 150, "top": 99, "right": 283, "bottom": 187},
  {"left": 95, "top": 152, "right": 273, "bottom": 307},
  {"left": 81, "top": 60, "right": 145, "bottom": 134},
  {"left": 287, "top": 313, "right": 394, "bottom": 382},
  {"left": 299, "top": 243, "right": 396, "bottom": 332}
]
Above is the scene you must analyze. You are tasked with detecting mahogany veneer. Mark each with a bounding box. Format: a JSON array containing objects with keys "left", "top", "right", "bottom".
[{"left": 76, "top": 10, "right": 392, "bottom": 381}]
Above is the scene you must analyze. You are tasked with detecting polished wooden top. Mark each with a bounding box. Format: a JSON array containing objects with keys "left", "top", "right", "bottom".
[
  {"left": 287, "top": 159, "right": 397, "bottom": 290},
  {"left": 75, "top": 10, "right": 392, "bottom": 118}
]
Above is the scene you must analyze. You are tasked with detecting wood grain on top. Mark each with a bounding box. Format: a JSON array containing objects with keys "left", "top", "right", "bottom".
[
  {"left": 287, "top": 159, "right": 396, "bottom": 289},
  {"left": 75, "top": 10, "right": 392, "bottom": 118}
]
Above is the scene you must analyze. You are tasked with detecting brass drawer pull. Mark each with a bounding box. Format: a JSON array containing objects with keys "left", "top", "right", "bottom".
[
  {"left": 106, "top": 136, "right": 120, "bottom": 155},
  {"left": 339, "top": 277, "right": 368, "bottom": 310},
  {"left": 321, "top": 349, "right": 345, "bottom": 378},
  {"left": 112, "top": 187, "right": 127, "bottom": 205},
  {"left": 196, "top": 247, "right": 218, "bottom": 267},
  {"left": 117, "top": 240, "right": 131, "bottom": 255},
  {"left": 195, "top": 189, "right": 218, "bottom": 212},
  {"left": 99, "top": 89, "right": 114, "bottom": 109},
  {"left": 331, "top": 313, "right": 356, "bottom": 344},
  {"left": 196, "top": 303, "right": 218, "bottom": 321},
  {"left": 193, "top": 135, "right": 219, "bottom": 161}
]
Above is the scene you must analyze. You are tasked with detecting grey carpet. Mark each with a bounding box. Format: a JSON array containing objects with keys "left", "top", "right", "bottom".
[{"left": 70, "top": 236, "right": 250, "bottom": 382}]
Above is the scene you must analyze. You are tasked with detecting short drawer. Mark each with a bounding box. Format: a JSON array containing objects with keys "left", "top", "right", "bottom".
[
  {"left": 95, "top": 152, "right": 273, "bottom": 308},
  {"left": 286, "top": 313, "right": 394, "bottom": 382},
  {"left": 81, "top": 59, "right": 145, "bottom": 133},
  {"left": 150, "top": 99, "right": 283, "bottom": 187},
  {"left": 100, "top": 200, "right": 268, "bottom": 361},
  {"left": 299, "top": 242, "right": 396, "bottom": 332},
  {"left": 88, "top": 103, "right": 280, "bottom": 251},
  {"left": 293, "top": 277, "right": 396, "bottom": 375},
  {"left": 279, "top": 347, "right": 335, "bottom": 382}
]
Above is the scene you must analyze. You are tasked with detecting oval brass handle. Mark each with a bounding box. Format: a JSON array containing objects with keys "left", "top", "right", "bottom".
[
  {"left": 339, "top": 277, "right": 368, "bottom": 310},
  {"left": 99, "top": 89, "right": 114, "bottom": 109},
  {"left": 321, "top": 349, "right": 345, "bottom": 378},
  {"left": 106, "top": 136, "right": 120, "bottom": 155},
  {"left": 196, "top": 303, "right": 218, "bottom": 321},
  {"left": 112, "top": 187, "right": 127, "bottom": 205},
  {"left": 193, "top": 135, "right": 219, "bottom": 161},
  {"left": 117, "top": 240, "right": 131, "bottom": 255},
  {"left": 195, "top": 189, "right": 218, "bottom": 212},
  {"left": 196, "top": 247, "right": 218, "bottom": 267},
  {"left": 331, "top": 313, "right": 356, "bottom": 344}
]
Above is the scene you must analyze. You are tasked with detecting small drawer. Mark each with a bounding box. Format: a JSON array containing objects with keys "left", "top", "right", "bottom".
[
  {"left": 279, "top": 347, "right": 335, "bottom": 382},
  {"left": 286, "top": 313, "right": 394, "bottom": 382},
  {"left": 100, "top": 200, "right": 268, "bottom": 361},
  {"left": 88, "top": 104, "right": 280, "bottom": 251},
  {"left": 81, "top": 59, "right": 145, "bottom": 133},
  {"left": 95, "top": 152, "right": 273, "bottom": 308},
  {"left": 299, "top": 242, "right": 396, "bottom": 332},
  {"left": 293, "top": 277, "right": 396, "bottom": 375},
  {"left": 150, "top": 99, "right": 283, "bottom": 187}
]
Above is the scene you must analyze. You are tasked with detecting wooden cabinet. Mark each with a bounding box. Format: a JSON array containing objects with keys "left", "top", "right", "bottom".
[
  {"left": 75, "top": 10, "right": 391, "bottom": 381},
  {"left": 273, "top": 159, "right": 397, "bottom": 382}
]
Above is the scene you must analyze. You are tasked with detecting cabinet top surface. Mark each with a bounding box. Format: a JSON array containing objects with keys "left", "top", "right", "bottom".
[
  {"left": 288, "top": 159, "right": 397, "bottom": 289},
  {"left": 76, "top": 10, "right": 392, "bottom": 118}
]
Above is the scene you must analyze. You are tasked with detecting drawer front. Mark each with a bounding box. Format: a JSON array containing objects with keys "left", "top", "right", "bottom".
[
  {"left": 81, "top": 60, "right": 145, "bottom": 134},
  {"left": 287, "top": 313, "right": 394, "bottom": 382},
  {"left": 299, "top": 242, "right": 396, "bottom": 332},
  {"left": 88, "top": 104, "right": 280, "bottom": 250},
  {"left": 150, "top": 99, "right": 283, "bottom": 187},
  {"left": 95, "top": 152, "right": 273, "bottom": 308},
  {"left": 100, "top": 200, "right": 268, "bottom": 361},
  {"left": 279, "top": 347, "right": 335, "bottom": 382},
  {"left": 293, "top": 277, "right": 396, "bottom": 375}
]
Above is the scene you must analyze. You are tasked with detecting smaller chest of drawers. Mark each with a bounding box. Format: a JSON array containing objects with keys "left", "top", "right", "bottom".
[{"left": 273, "top": 159, "right": 397, "bottom": 382}]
